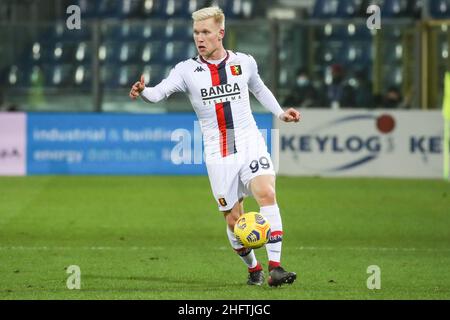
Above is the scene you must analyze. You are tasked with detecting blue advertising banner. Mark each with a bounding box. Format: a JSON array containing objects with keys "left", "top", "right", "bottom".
[{"left": 27, "top": 113, "right": 272, "bottom": 175}]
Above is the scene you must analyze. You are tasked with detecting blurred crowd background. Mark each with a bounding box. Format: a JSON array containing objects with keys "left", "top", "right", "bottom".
[{"left": 0, "top": 0, "right": 449, "bottom": 113}]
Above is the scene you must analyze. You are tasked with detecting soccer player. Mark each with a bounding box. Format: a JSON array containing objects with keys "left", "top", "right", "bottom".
[{"left": 129, "top": 6, "right": 300, "bottom": 287}]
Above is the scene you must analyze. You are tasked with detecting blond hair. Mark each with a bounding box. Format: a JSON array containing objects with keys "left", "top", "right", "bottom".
[{"left": 192, "top": 6, "right": 225, "bottom": 29}]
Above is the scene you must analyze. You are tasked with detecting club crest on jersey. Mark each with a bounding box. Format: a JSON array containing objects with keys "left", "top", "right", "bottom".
[
  {"left": 218, "top": 198, "right": 228, "bottom": 207},
  {"left": 230, "top": 65, "right": 242, "bottom": 76}
]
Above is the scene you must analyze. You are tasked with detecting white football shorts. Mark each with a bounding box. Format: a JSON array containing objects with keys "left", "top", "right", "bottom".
[{"left": 205, "top": 130, "right": 275, "bottom": 212}]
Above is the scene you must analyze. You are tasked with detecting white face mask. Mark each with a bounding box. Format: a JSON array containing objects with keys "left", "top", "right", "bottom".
[{"left": 297, "top": 76, "right": 309, "bottom": 87}]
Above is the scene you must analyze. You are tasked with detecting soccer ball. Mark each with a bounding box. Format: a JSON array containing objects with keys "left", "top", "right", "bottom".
[{"left": 234, "top": 212, "right": 271, "bottom": 249}]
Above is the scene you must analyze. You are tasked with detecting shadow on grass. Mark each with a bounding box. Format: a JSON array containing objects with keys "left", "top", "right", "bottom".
[{"left": 81, "top": 273, "right": 247, "bottom": 291}]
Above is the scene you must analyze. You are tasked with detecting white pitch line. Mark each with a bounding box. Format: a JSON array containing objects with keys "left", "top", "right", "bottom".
[
  {"left": 0, "top": 246, "right": 449, "bottom": 253},
  {"left": 293, "top": 246, "right": 450, "bottom": 253},
  {"left": 0, "top": 246, "right": 165, "bottom": 251}
]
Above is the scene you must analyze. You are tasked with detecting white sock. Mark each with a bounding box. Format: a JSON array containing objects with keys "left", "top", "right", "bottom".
[
  {"left": 226, "top": 226, "right": 258, "bottom": 269},
  {"left": 260, "top": 204, "right": 283, "bottom": 266}
]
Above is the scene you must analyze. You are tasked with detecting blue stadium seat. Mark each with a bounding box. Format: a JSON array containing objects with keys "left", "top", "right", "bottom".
[
  {"left": 141, "top": 0, "right": 165, "bottom": 18},
  {"left": 211, "top": 0, "right": 248, "bottom": 19},
  {"left": 26, "top": 41, "right": 78, "bottom": 64},
  {"left": 118, "top": 0, "right": 143, "bottom": 19},
  {"left": 44, "top": 64, "right": 74, "bottom": 87},
  {"left": 339, "top": 42, "right": 371, "bottom": 64},
  {"left": 138, "top": 22, "right": 167, "bottom": 40},
  {"left": 317, "top": 25, "right": 349, "bottom": 40},
  {"left": 118, "top": 64, "right": 141, "bottom": 88},
  {"left": 74, "top": 42, "right": 92, "bottom": 63},
  {"left": 102, "top": 21, "right": 146, "bottom": 40},
  {"left": 96, "top": 0, "right": 121, "bottom": 18},
  {"left": 319, "top": 41, "right": 345, "bottom": 64},
  {"left": 163, "top": 41, "right": 192, "bottom": 63},
  {"left": 160, "top": 0, "right": 191, "bottom": 18},
  {"left": 21, "top": 65, "right": 46, "bottom": 87},
  {"left": 73, "top": 65, "right": 92, "bottom": 88},
  {"left": 101, "top": 64, "right": 140, "bottom": 88},
  {"left": 349, "top": 24, "right": 372, "bottom": 40},
  {"left": 140, "top": 41, "right": 165, "bottom": 64},
  {"left": 336, "top": 0, "right": 362, "bottom": 18},
  {"left": 165, "top": 20, "right": 193, "bottom": 40},
  {"left": 98, "top": 41, "right": 120, "bottom": 63},
  {"left": 24, "top": 41, "right": 49, "bottom": 65},
  {"left": 312, "top": 0, "right": 339, "bottom": 19},
  {"left": 383, "top": 65, "right": 403, "bottom": 88},
  {"left": 117, "top": 42, "right": 142, "bottom": 63},
  {"left": 382, "top": 0, "right": 409, "bottom": 18},
  {"left": 51, "top": 42, "right": 78, "bottom": 63},
  {"left": 2, "top": 65, "right": 22, "bottom": 87},
  {"left": 407, "top": 0, "right": 424, "bottom": 18},
  {"left": 383, "top": 42, "right": 403, "bottom": 64},
  {"left": 141, "top": 64, "right": 166, "bottom": 86},
  {"left": 430, "top": 0, "right": 450, "bottom": 18},
  {"left": 76, "top": 0, "right": 98, "bottom": 18}
]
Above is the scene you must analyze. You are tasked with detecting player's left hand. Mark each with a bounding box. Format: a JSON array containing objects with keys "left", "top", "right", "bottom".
[{"left": 279, "top": 108, "right": 301, "bottom": 123}]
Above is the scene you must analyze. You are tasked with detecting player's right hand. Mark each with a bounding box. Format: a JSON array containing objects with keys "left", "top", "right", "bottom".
[{"left": 129, "top": 75, "right": 146, "bottom": 100}]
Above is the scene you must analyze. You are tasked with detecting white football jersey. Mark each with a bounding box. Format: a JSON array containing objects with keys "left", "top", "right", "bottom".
[{"left": 141, "top": 50, "right": 284, "bottom": 157}]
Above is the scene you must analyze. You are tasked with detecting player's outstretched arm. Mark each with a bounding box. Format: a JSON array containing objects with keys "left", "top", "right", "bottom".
[
  {"left": 129, "top": 75, "right": 146, "bottom": 100},
  {"left": 279, "top": 108, "right": 301, "bottom": 123}
]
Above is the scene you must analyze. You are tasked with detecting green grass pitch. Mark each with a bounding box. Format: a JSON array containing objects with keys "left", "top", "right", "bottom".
[{"left": 0, "top": 176, "right": 449, "bottom": 300}]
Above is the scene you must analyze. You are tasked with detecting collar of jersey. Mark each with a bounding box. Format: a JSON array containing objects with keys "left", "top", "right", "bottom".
[{"left": 199, "top": 50, "right": 230, "bottom": 68}]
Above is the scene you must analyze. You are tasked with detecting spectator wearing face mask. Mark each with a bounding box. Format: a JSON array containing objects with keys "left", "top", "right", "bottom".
[
  {"left": 283, "top": 68, "right": 320, "bottom": 108},
  {"left": 382, "top": 86, "right": 404, "bottom": 109},
  {"left": 326, "top": 64, "right": 356, "bottom": 109}
]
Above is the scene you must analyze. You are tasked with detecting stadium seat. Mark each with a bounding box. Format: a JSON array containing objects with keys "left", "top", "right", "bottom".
[
  {"left": 312, "top": 0, "right": 339, "bottom": 19},
  {"left": 98, "top": 41, "right": 119, "bottom": 63},
  {"left": 96, "top": 0, "right": 121, "bottom": 18},
  {"left": 383, "top": 66, "right": 403, "bottom": 87},
  {"left": 73, "top": 65, "right": 92, "bottom": 88},
  {"left": 347, "top": 24, "right": 372, "bottom": 39},
  {"left": 140, "top": 41, "right": 165, "bottom": 63},
  {"left": 118, "top": 64, "right": 141, "bottom": 88},
  {"left": 141, "top": 64, "right": 165, "bottom": 86},
  {"left": 25, "top": 41, "right": 48, "bottom": 65},
  {"left": 74, "top": 42, "right": 92, "bottom": 63},
  {"left": 382, "top": 0, "right": 409, "bottom": 18},
  {"left": 163, "top": 41, "right": 192, "bottom": 63},
  {"left": 211, "top": 0, "right": 247, "bottom": 19},
  {"left": 51, "top": 42, "right": 78, "bottom": 63},
  {"left": 160, "top": 0, "right": 191, "bottom": 18},
  {"left": 141, "top": 0, "right": 165, "bottom": 18},
  {"left": 319, "top": 41, "right": 345, "bottom": 64},
  {"left": 165, "top": 20, "right": 193, "bottom": 40},
  {"left": 383, "top": 42, "right": 403, "bottom": 63},
  {"left": 44, "top": 64, "right": 74, "bottom": 87},
  {"left": 316, "top": 24, "right": 348, "bottom": 40},
  {"left": 339, "top": 42, "right": 371, "bottom": 64},
  {"left": 117, "top": 42, "right": 142, "bottom": 63},
  {"left": 406, "top": 0, "right": 424, "bottom": 18},
  {"left": 336, "top": 0, "right": 362, "bottom": 18},
  {"left": 76, "top": 0, "right": 98, "bottom": 18},
  {"left": 2, "top": 65, "right": 22, "bottom": 87},
  {"left": 139, "top": 22, "right": 167, "bottom": 40},
  {"left": 22, "top": 65, "right": 46, "bottom": 87},
  {"left": 27, "top": 41, "right": 78, "bottom": 64},
  {"left": 430, "top": 0, "right": 450, "bottom": 18},
  {"left": 118, "top": 0, "right": 143, "bottom": 19},
  {"left": 441, "top": 41, "right": 449, "bottom": 60}
]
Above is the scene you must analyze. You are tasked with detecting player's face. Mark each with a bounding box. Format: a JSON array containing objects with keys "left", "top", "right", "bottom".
[{"left": 193, "top": 18, "right": 224, "bottom": 58}]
